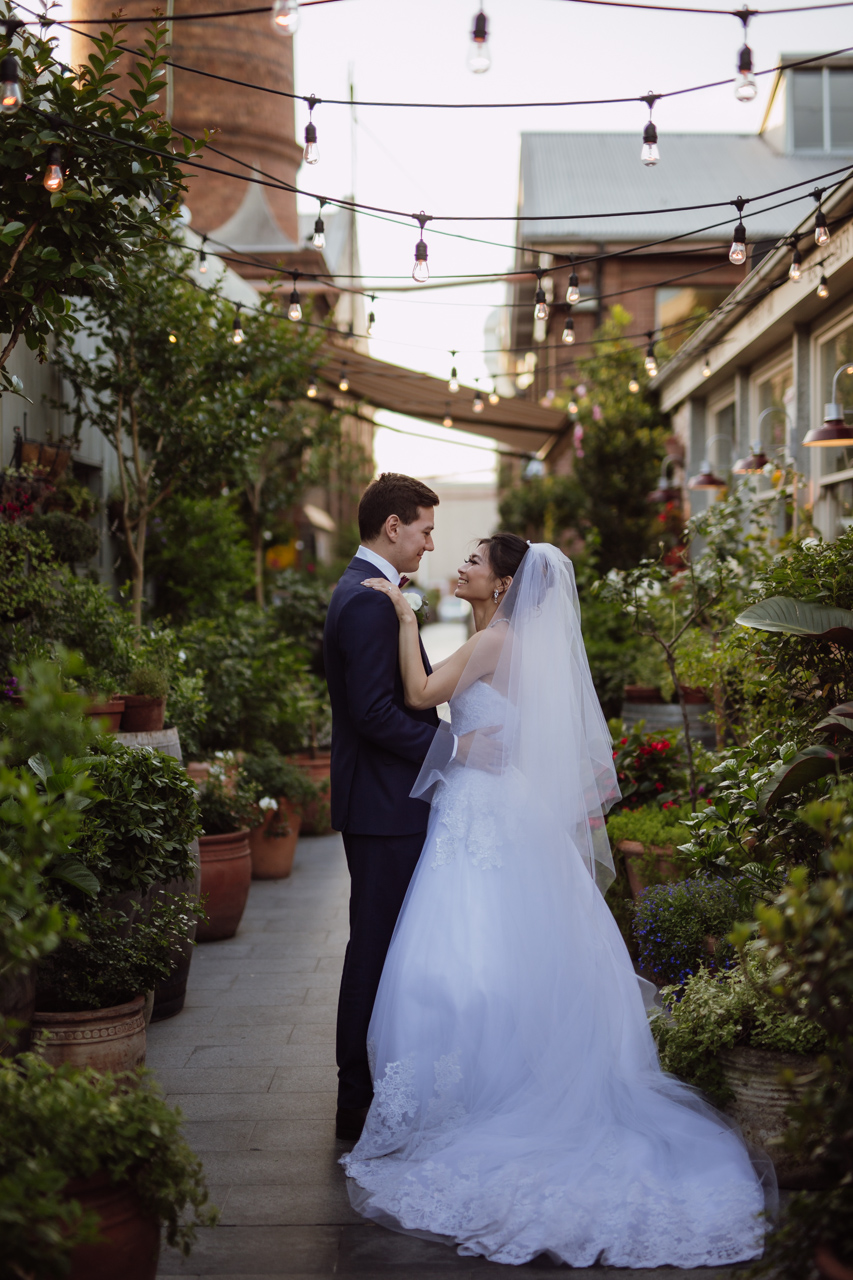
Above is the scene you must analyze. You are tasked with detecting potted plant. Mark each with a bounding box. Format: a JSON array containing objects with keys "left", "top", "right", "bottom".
[
  {"left": 0, "top": 1054, "right": 217, "bottom": 1280},
  {"left": 239, "top": 749, "right": 318, "bottom": 879},
  {"left": 606, "top": 801, "right": 692, "bottom": 897},
  {"left": 632, "top": 873, "right": 742, "bottom": 987},
  {"left": 120, "top": 665, "right": 169, "bottom": 734},
  {"left": 651, "top": 951, "right": 826, "bottom": 1187},
  {"left": 195, "top": 771, "right": 253, "bottom": 941}
]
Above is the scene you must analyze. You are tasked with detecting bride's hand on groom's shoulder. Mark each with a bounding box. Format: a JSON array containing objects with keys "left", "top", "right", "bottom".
[{"left": 360, "top": 577, "right": 416, "bottom": 623}]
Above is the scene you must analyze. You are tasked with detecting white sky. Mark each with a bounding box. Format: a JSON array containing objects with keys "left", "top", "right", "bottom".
[{"left": 52, "top": 0, "right": 853, "bottom": 480}]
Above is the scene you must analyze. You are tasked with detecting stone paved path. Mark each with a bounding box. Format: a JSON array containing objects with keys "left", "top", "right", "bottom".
[{"left": 150, "top": 835, "right": 756, "bottom": 1279}]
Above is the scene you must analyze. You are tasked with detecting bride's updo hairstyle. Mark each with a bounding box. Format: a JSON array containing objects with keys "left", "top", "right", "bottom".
[{"left": 478, "top": 532, "right": 529, "bottom": 582}]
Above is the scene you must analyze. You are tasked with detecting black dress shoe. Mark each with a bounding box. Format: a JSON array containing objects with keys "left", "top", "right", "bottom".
[{"left": 336, "top": 1105, "right": 370, "bottom": 1141}]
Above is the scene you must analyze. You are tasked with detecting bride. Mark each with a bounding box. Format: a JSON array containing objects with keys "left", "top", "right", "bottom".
[{"left": 342, "top": 534, "right": 775, "bottom": 1269}]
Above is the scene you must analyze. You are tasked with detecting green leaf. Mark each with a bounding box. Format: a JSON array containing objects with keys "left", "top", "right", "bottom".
[
  {"left": 49, "top": 857, "right": 101, "bottom": 897},
  {"left": 758, "top": 745, "right": 842, "bottom": 812},
  {"left": 735, "top": 595, "right": 853, "bottom": 645}
]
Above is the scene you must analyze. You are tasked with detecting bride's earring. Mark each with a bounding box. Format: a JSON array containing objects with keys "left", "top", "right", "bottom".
[{"left": 493, "top": 589, "right": 500, "bottom": 602}]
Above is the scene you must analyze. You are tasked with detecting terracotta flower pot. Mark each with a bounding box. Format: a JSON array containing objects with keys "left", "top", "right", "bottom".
[
  {"left": 65, "top": 1170, "right": 160, "bottom": 1280},
  {"left": 196, "top": 829, "right": 251, "bottom": 942},
  {"left": 85, "top": 698, "right": 126, "bottom": 732},
  {"left": 152, "top": 836, "right": 201, "bottom": 1023},
  {"left": 119, "top": 696, "right": 166, "bottom": 733},
  {"left": 623, "top": 685, "right": 664, "bottom": 705},
  {"left": 616, "top": 839, "right": 679, "bottom": 900},
  {"left": 291, "top": 752, "right": 333, "bottom": 835},
  {"left": 31, "top": 996, "right": 146, "bottom": 1073},
  {"left": 249, "top": 800, "right": 301, "bottom": 880},
  {"left": 0, "top": 968, "right": 36, "bottom": 1056},
  {"left": 720, "top": 1045, "right": 825, "bottom": 1189}
]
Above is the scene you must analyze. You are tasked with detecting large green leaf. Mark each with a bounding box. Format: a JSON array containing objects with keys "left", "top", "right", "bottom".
[
  {"left": 758, "top": 745, "right": 843, "bottom": 812},
  {"left": 736, "top": 596, "right": 853, "bottom": 645}
]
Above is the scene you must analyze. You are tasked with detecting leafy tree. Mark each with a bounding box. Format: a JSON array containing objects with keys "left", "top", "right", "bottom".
[
  {"left": 0, "top": 14, "right": 195, "bottom": 390},
  {"left": 145, "top": 494, "right": 255, "bottom": 624},
  {"left": 499, "top": 308, "right": 668, "bottom": 573}
]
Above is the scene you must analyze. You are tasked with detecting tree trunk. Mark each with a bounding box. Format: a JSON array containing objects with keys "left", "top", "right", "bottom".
[{"left": 130, "top": 508, "right": 147, "bottom": 629}]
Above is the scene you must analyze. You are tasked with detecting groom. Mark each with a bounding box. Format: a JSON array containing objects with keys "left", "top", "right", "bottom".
[{"left": 324, "top": 473, "right": 451, "bottom": 1141}]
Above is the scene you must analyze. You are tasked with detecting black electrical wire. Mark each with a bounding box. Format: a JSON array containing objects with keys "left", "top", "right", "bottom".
[{"left": 563, "top": 0, "right": 853, "bottom": 15}]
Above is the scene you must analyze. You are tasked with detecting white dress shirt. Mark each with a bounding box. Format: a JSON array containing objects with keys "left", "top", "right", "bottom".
[{"left": 356, "top": 545, "right": 403, "bottom": 586}]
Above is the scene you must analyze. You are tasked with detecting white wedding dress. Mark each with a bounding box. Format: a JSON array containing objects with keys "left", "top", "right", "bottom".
[{"left": 341, "top": 546, "right": 774, "bottom": 1269}]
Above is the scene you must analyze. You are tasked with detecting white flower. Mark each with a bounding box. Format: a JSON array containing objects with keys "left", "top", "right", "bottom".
[{"left": 258, "top": 796, "right": 278, "bottom": 812}]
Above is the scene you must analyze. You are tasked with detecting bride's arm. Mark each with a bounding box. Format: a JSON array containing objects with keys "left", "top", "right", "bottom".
[{"left": 360, "top": 578, "right": 480, "bottom": 710}]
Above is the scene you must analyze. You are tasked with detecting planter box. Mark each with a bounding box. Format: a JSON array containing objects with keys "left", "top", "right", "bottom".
[
  {"left": 196, "top": 829, "right": 251, "bottom": 941},
  {"left": 249, "top": 799, "right": 301, "bottom": 880},
  {"left": 615, "top": 839, "right": 679, "bottom": 900},
  {"left": 720, "top": 1044, "right": 825, "bottom": 1189},
  {"left": 65, "top": 1170, "right": 159, "bottom": 1280},
  {"left": 86, "top": 698, "right": 125, "bottom": 733},
  {"left": 119, "top": 696, "right": 166, "bottom": 733},
  {"left": 31, "top": 995, "right": 146, "bottom": 1073}
]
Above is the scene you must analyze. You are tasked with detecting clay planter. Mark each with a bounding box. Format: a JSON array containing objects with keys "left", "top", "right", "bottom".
[
  {"left": 291, "top": 751, "right": 332, "bottom": 835},
  {"left": 86, "top": 698, "right": 125, "bottom": 732},
  {"left": 616, "top": 839, "right": 679, "bottom": 900},
  {"left": 720, "top": 1045, "right": 824, "bottom": 1189},
  {"left": 0, "top": 968, "right": 36, "bottom": 1056},
  {"left": 20, "top": 439, "right": 71, "bottom": 480},
  {"left": 120, "top": 696, "right": 166, "bottom": 733},
  {"left": 31, "top": 995, "right": 146, "bottom": 1073},
  {"left": 623, "top": 684, "right": 664, "bottom": 704},
  {"left": 152, "top": 836, "right": 201, "bottom": 1023},
  {"left": 196, "top": 829, "right": 251, "bottom": 942},
  {"left": 249, "top": 800, "right": 302, "bottom": 880},
  {"left": 65, "top": 1170, "right": 160, "bottom": 1280}
]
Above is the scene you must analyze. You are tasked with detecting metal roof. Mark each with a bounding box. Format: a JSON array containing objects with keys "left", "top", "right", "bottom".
[
  {"left": 519, "top": 132, "right": 853, "bottom": 244},
  {"left": 318, "top": 344, "right": 566, "bottom": 455}
]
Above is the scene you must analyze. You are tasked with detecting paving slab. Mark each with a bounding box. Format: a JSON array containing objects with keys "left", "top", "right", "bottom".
[{"left": 151, "top": 833, "right": 768, "bottom": 1279}]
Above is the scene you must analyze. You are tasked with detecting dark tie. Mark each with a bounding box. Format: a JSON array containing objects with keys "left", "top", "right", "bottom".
[{"left": 398, "top": 576, "right": 409, "bottom": 588}]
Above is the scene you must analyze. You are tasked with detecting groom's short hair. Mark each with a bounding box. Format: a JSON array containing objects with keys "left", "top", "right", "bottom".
[{"left": 358, "top": 473, "right": 440, "bottom": 542}]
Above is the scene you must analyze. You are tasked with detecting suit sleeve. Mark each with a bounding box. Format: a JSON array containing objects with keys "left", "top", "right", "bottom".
[{"left": 337, "top": 588, "right": 440, "bottom": 765}]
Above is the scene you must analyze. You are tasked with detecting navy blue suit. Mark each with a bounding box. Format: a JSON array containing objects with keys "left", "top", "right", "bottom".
[{"left": 324, "top": 555, "right": 446, "bottom": 1109}]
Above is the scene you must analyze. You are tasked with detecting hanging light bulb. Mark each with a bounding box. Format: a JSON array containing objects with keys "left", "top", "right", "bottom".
[
  {"left": 199, "top": 236, "right": 208, "bottom": 274},
  {"left": 0, "top": 52, "right": 21, "bottom": 114},
  {"left": 306, "top": 373, "right": 318, "bottom": 398},
  {"left": 817, "top": 274, "right": 829, "bottom": 299},
  {"left": 729, "top": 201, "right": 747, "bottom": 264},
  {"left": 303, "top": 96, "right": 320, "bottom": 165},
  {"left": 566, "top": 267, "right": 580, "bottom": 306},
  {"left": 287, "top": 275, "right": 302, "bottom": 322},
  {"left": 473, "top": 384, "right": 485, "bottom": 413},
  {"left": 533, "top": 272, "right": 549, "bottom": 322},
  {"left": 628, "top": 378, "right": 640, "bottom": 394},
  {"left": 568, "top": 399, "right": 579, "bottom": 416},
  {"left": 338, "top": 365, "right": 349, "bottom": 392},
  {"left": 815, "top": 208, "right": 830, "bottom": 247},
  {"left": 488, "top": 386, "right": 500, "bottom": 405},
  {"left": 644, "top": 337, "right": 658, "bottom": 378},
  {"left": 232, "top": 307, "right": 244, "bottom": 344},
  {"left": 412, "top": 212, "right": 430, "bottom": 283},
  {"left": 312, "top": 201, "right": 326, "bottom": 249},
  {"left": 561, "top": 313, "right": 575, "bottom": 344},
  {"left": 702, "top": 357, "right": 711, "bottom": 378},
  {"left": 641, "top": 120, "right": 659, "bottom": 167},
  {"left": 735, "top": 43, "right": 757, "bottom": 101},
  {"left": 271, "top": 0, "right": 299, "bottom": 34},
  {"left": 468, "top": 10, "right": 490, "bottom": 73},
  {"left": 449, "top": 365, "right": 460, "bottom": 394},
  {"left": 789, "top": 245, "right": 802, "bottom": 281},
  {"left": 168, "top": 331, "right": 177, "bottom": 344},
  {"left": 43, "top": 145, "right": 63, "bottom": 193},
  {"left": 367, "top": 296, "right": 376, "bottom": 337},
  {"left": 443, "top": 402, "right": 453, "bottom": 428}
]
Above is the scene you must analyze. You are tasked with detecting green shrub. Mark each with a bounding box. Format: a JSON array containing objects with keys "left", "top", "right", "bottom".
[
  {"left": 0, "top": 1055, "right": 217, "bottom": 1277},
  {"left": 196, "top": 767, "right": 255, "bottom": 836},
  {"left": 271, "top": 569, "right": 331, "bottom": 673},
  {"left": 165, "top": 667, "right": 210, "bottom": 760},
  {"left": 0, "top": 523, "right": 57, "bottom": 631},
  {"left": 651, "top": 953, "right": 827, "bottom": 1106},
  {"left": 145, "top": 494, "right": 255, "bottom": 624},
  {"left": 608, "top": 723, "right": 687, "bottom": 810},
  {"left": 28, "top": 512, "right": 99, "bottom": 566},
  {"left": 28, "top": 574, "right": 136, "bottom": 695},
  {"left": 633, "top": 875, "right": 742, "bottom": 987},
  {"left": 125, "top": 664, "right": 169, "bottom": 700},
  {"left": 607, "top": 801, "right": 694, "bottom": 852}
]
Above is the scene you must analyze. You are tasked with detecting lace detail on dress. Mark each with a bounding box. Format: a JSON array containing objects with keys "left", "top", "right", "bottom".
[
  {"left": 431, "top": 773, "right": 505, "bottom": 871},
  {"left": 368, "top": 1055, "right": 417, "bottom": 1143}
]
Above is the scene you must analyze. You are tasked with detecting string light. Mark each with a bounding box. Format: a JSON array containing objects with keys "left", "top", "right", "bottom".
[
  {"left": 641, "top": 93, "right": 660, "bottom": 167},
  {"left": 488, "top": 385, "right": 500, "bottom": 405},
  {"left": 534, "top": 271, "right": 549, "bottom": 322},
  {"left": 789, "top": 244, "right": 802, "bottom": 280},
  {"left": 566, "top": 263, "right": 580, "bottom": 306},
  {"left": 168, "top": 331, "right": 177, "bottom": 344},
  {"left": 338, "top": 364, "right": 349, "bottom": 392},
  {"left": 312, "top": 199, "right": 326, "bottom": 248},
  {"left": 367, "top": 295, "right": 376, "bottom": 337},
  {"left": 817, "top": 273, "right": 829, "bottom": 299},
  {"left": 43, "top": 145, "right": 63, "bottom": 192},
  {"left": 468, "top": 9, "right": 490, "bottom": 74},
  {"left": 0, "top": 54, "right": 21, "bottom": 114},
  {"left": 813, "top": 189, "right": 831, "bottom": 246},
  {"left": 628, "top": 377, "right": 640, "bottom": 394},
  {"left": 568, "top": 400, "right": 579, "bottom": 415},
  {"left": 729, "top": 198, "right": 747, "bottom": 265},
  {"left": 473, "top": 382, "right": 485, "bottom": 413},
  {"left": 231, "top": 305, "right": 244, "bottom": 344},
  {"left": 303, "top": 95, "right": 319, "bottom": 166},
  {"left": 443, "top": 402, "right": 453, "bottom": 428},
  {"left": 644, "top": 335, "right": 658, "bottom": 378},
  {"left": 734, "top": 7, "right": 757, "bottom": 102},
  {"left": 306, "top": 371, "right": 318, "bottom": 398},
  {"left": 287, "top": 272, "right": 302, "bottom": 322},
  {"left": 199, "top": 234, "right": 208, "bottom": 274},
  {"left": 561, "top": 310, "right": 575, "bottom": 344},
  {"left": 448, "top": 352, "right": 460, "bottom": 394},
  {"left": 412, "top": 212, "right": 430, "bottom": 283},
  {"left": 702, "top": 357, "right": 711, "bottom": 377},
  {"left": 271, "top": 0, "right": 299, "bottom": 35}
]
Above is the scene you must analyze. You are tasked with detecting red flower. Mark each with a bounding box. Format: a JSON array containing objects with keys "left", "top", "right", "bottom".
[
  {"left": 655, "top": 782, "right": 664, "bottom": 791},
  {"left": 620, "top": 738, "right": 627, "bottom": 745}
]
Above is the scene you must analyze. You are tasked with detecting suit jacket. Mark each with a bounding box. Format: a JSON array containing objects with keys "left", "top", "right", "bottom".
[{"left": 324, "top": 555, "right": 442, "bottom": 835}]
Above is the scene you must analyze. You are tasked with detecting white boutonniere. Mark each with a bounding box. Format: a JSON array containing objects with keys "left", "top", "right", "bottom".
[{"left": 402, "top": 589, "right": 429, "bottom": 621}]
